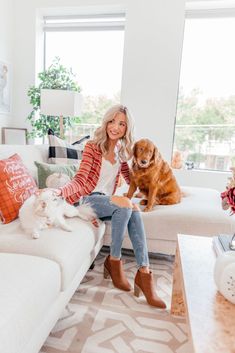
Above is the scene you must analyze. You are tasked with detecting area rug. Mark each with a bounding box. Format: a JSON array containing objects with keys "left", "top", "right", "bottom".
[{"left": 40, "top": 251, "right": 190, "bottom": 353}]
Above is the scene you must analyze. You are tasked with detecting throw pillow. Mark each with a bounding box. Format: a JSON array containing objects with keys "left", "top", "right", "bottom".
[
  {"left": 0, "top": 154, "right": 37, "bottom": 224},
  {"left": 48, "top": 129, "right": 90, "bottom": 164},
  {"left": 34, "top": 161, "right": 79, "bottom": 188}
]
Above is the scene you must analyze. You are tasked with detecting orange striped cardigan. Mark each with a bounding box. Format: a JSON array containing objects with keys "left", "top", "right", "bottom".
[{"left": 60, "top": 141, "right": 130, "bottom": 204}]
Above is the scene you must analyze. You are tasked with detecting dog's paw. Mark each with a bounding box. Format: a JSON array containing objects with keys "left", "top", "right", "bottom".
[
  {"left": 123, "top": 192, "right": 133, "bottom": 199},
  {"left": 32, "top": 232, "right": 40, "bottom": 239},
  {"left": 63, "top": 226, "right": 73, "bottom": 232},
  {"left": 59, "top": 222, "right": 73, "bottom": 232},
  {"left": 143, "top": 206, "right": 152, "bottom": 212},
  {"left": 46, "top": 218, "right": 53, "bottom": 227}
]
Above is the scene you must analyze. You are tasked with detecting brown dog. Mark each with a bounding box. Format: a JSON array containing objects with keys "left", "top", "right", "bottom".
[{"left": 126, "top": 139, "right": 181, "bottom": 212}]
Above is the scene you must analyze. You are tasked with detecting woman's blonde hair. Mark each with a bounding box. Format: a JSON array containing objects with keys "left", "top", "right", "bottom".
[{"left": 92, "top": 104, "right": 135, "bottom": 161}]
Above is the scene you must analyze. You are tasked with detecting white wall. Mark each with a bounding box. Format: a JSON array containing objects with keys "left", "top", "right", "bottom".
[
  {"left": 121, "top": 0, "right": 185, "bottom": 161},
  {"left": 6, "top": 0, "right": 230, "bottom": 190},
  {"left": 0, "top": 0, "right": 14, "bottom": 141}
]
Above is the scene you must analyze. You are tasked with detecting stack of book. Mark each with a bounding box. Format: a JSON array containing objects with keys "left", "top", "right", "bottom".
[{"left": 213, "top": 234, "right": 235, "bottom": 256}]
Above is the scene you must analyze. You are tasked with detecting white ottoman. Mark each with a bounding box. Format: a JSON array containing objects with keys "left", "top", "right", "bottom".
[
  {"left": 0, "top": 253, "right": 60, "bottom": 353},
  {"left": 103, "top": 186, "right": 235, "bottom": 255}
]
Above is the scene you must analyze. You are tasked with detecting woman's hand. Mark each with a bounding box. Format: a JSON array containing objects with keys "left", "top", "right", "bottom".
[
  {"left": 132, "top": 203, "right": 141, "bottom": 211},
  {"left": 52, "top": 189, "right": 62, "bottom": 196}
]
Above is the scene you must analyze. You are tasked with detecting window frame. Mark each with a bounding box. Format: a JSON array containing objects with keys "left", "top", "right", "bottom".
[
  {"left": 43, "top": 12, "right": 125, "bottom": 68},
  {"left": 173, "top": 2, "right": 235, "bottom": 172}
]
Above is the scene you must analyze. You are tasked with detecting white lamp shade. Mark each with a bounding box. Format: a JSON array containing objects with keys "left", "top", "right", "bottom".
[{"left": 40, "top": 89, "right": 82, "bottom": 117}]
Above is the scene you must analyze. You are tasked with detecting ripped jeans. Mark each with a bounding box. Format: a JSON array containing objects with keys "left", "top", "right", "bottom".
[{"left": 82, "top": 192, "right": 149, "bottom": 268}]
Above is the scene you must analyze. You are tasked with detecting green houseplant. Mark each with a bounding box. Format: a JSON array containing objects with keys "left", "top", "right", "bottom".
[{"left": 27, "top": 57, "right": 81, "bottom": 138}]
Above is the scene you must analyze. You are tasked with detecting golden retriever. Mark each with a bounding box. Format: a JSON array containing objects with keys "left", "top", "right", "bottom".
[{"left": 126, "top": 139, "right": 181, "bottom": 212}]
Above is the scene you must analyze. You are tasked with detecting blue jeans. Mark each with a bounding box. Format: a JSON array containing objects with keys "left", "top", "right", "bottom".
[{"left": 81, "top": 193, "right": 149, "bottom": 268}]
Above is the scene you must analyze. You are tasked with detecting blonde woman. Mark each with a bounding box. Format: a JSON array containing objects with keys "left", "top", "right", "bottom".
[{"left": 56, "top": 104, "right": 166, "bottom": 308}]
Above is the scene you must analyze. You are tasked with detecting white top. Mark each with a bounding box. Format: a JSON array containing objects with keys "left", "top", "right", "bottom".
[{"left": 93, "top": 157, "right": 120, "bottom": 196}]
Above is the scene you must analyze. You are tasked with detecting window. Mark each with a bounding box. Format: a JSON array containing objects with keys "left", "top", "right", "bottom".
[
  {"left": 43, "top": 13, "right": 125, "bottom": 141},
  {"left": 173, "top": 5, "right": 235, "bottom": 172}
]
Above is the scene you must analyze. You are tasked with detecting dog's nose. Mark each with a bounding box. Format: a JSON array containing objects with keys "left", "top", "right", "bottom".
[{"left": 141, "top": 160, "right": 148, "bottom": 165}]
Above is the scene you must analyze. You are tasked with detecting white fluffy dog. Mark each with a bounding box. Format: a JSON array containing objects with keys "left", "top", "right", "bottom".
[{"left": 19, "top": 189, "right": 96, "bottom": 239}]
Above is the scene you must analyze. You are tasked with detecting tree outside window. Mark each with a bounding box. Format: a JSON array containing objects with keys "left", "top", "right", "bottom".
[
  {"left": 173, "top": 16, "right": 235, "bottom": 172},
  {"left": 45, "top": 24, "right": 124, "bottom": 142}
]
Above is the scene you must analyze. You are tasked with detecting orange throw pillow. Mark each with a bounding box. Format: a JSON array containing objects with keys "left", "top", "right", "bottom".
[{"left": 0, "top": 154, "right": 38, "bottom": 224}]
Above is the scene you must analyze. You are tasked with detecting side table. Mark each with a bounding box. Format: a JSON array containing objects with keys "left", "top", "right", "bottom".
[{"left": 171, "top": 234, "right": 235, "bottom": 353}]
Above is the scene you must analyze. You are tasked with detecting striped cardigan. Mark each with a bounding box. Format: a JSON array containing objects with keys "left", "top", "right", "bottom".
[{"left": 60, "top": 141, "right": 130, "bottom": 204}]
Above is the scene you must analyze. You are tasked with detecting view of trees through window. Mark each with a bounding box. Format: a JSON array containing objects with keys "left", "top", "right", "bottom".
[
  {"left": 45, "top": 29, "right": 124, "bottom": 141},
  {"left": 174, "top": 16, "right": 235, "bottom": 171},
  {"left": 45, "top": 14, "right": 235, "bottom": 172}
]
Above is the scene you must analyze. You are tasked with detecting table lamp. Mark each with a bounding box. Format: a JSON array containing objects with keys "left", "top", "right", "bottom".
[{"left": 40, "top": 89, "right": 82, "bottom": 138}]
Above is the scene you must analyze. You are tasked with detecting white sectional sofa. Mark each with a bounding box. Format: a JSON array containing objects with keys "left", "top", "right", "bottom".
[
  {"left": 0, "top": 143, "right": 234, "bottom": 353},
  {"left": 0, "top": 144, "right": 105, "bottom": 353},
  {"left": 107, "top": 184, "right": 235, "bottom": 255}
]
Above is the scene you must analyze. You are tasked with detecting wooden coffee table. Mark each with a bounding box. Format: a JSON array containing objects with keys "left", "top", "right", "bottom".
[{"left": 171, "top": 234, "right": 235, "bottom": 353}]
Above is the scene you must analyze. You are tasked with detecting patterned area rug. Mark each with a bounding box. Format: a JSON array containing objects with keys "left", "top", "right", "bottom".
[{"left": 40, "top": 251, "right": 190, "bottom": 353}]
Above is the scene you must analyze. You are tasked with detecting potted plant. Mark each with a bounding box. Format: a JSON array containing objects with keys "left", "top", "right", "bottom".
[{"left": 26, "top": 57, "right": 81, "bottom": 139}]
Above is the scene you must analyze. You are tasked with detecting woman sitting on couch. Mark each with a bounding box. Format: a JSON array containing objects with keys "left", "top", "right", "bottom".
[{"left": 54, "top": 104, "right": 166, "bottom": 309}]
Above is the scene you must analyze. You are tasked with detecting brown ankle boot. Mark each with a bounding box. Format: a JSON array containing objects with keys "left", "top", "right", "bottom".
[
  {"left": 134, "top": 270, "right": 166, "bottom": 308},
  {"left": 104, "top": 255, "right": 131, "bottom": 291}
]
